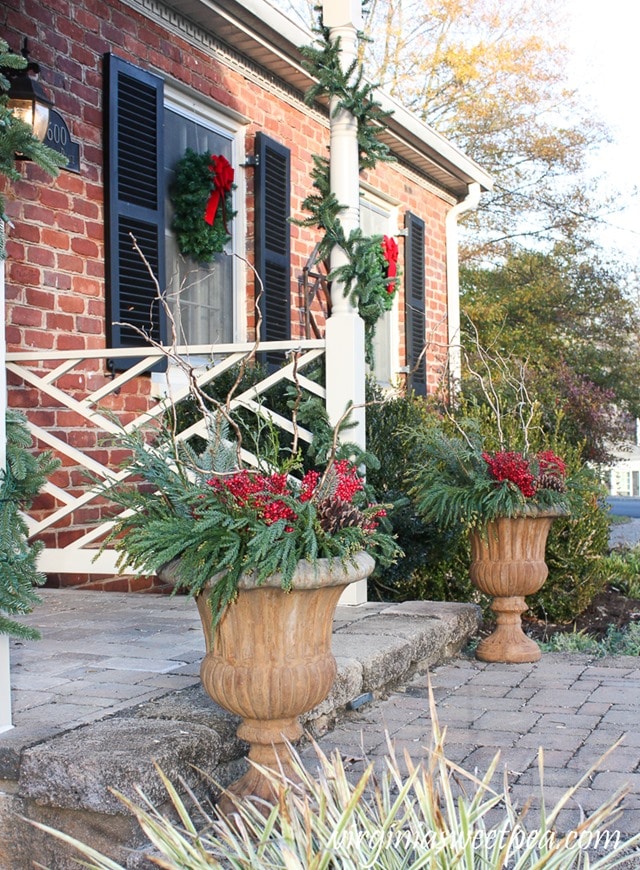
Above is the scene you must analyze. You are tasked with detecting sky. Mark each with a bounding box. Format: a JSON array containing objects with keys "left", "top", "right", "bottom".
[{"left": 565, "top": 0, "right": 640, "bottom": 263}]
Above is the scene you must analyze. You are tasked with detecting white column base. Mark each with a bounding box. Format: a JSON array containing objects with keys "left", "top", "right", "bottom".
[
  {"left": 338, "top": 578, "right": 367, "bottom": 606},
  {"left": 0, "top": 635, "right": 13, "bottom": 733}
]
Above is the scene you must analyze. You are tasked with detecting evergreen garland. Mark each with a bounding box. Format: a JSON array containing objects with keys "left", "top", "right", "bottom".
[
  {"left": 170, "top": 148, "right": 236, "bottom": 264},
  {"left": 298, "top": 19, "right": 400, "bottom": 359},
  {"left": 0, "top": 39, "right": 66, "bottom": 258},
  {"left": 0, "top": 411, "right": 59, "bottom": 639}
]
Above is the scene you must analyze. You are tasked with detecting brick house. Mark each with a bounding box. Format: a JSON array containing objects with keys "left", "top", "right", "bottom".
[{"left": 0, "top": 0, "right": 491, "bottom": 589}]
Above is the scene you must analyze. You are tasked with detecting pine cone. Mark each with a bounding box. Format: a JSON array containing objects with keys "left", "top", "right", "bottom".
[
  {"left": 315, "top": 497, "right": 366, "bottom": 534},
  {"left": 538, "top": 472, "right": 566, "bottom": 493}
]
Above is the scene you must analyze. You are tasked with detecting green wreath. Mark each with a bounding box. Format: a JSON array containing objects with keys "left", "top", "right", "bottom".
[{"left": 170, "top": 149, "right": 236, "bottom": 264}]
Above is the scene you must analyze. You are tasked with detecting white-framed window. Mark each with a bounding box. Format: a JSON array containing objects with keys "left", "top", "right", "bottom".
[
  {"left": 360, "top": 191, "right": 400, "bottom": 387},
  {"left": 164, "top": 91, "right": 247, "bottom": 348}
]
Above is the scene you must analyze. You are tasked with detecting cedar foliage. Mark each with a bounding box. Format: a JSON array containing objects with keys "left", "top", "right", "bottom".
[{"left": 101, "top": 415, "right": 400, "bottom": 624}]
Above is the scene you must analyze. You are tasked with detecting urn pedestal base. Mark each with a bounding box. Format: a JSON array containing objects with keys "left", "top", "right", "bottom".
[
  {"left": 216, "top": 717, "right": 303, "bottom": 815},
  {"left": 469, "top": 512, "right": 560, "bottom": 664},
  {"left": 475, "top": 595, "right": 541, "bottom": 663}
]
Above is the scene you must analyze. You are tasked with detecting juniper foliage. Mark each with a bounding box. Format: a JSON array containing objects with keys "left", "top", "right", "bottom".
[{"left": 0, "top": 411, "right": 59, "bottom": 638}]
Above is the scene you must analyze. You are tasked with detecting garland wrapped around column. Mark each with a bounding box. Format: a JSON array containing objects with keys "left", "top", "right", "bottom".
[
  {"left": 298, "top": 18, "right": 401, "bottom": 366},
  {"left": 170, "top": 149, "right": 236, "bottom": 264}
]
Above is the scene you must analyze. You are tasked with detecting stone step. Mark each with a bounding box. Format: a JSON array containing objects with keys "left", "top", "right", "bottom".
[{"left": 0, "top": 595, "right": 480, "bottom": 868}]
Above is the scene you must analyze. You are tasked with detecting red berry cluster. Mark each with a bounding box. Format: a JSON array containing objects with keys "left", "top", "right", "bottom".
[
  {"left": 205, "top": 461, "right": 367, "bottom": 531},
  {"left": 364, "top": 506, "right": 387, "bottom": 531},
  {"left": 202, "top": 460, "right": 368, "bottom": 532},
  {"left": 333, "top": 460, "right": 364, "bottom": 501},
  {"left": 482, "top": 451, "right": 537, "bottom": 498},
  {"left": 207, "top": 470, "right": 296, "bottom": 527},
  {"left": 299, "top": 469, "right": 320, "bottom": 502},
  {"left": 298, "top": 462, "right": 363, "bottom": 504}
]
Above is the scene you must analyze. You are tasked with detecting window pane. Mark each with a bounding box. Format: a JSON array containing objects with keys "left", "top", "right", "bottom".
[{"left": 164, "top": 108, "right": 233, "bottom": 345}]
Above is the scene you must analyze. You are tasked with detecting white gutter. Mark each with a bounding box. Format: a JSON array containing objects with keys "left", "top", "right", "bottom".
[
  {"left": 446, "top": 182, "right": 481, "bottom": 388},
  {"left": 376, "top": 91, "right": 493, "bottom": 192}
]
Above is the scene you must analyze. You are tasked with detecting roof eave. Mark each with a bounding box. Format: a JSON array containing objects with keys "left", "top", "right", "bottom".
[{"left": 160, "top": 0, "right": 494, "bottom": 198}]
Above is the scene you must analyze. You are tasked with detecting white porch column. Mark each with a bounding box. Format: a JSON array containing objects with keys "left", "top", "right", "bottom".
[
  {"left": 0, "top": 246, "right": 13, "bottom": 732},
  {"left": 322, "top": 0, "right": 367, "bottom": 605}
]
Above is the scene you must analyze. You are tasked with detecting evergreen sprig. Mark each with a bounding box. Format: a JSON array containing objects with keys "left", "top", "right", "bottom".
[
  {"left": 301, "top": 24, "right": 393, "bottom": 170},
  {"left": 170, "top": 148, "right": 235, "bottom": 263},
  {"left": 0, "top": 411, "right": 59, "bottom": 638},
  {"left": 408, "top": 425, "right": 576, "bottom": 531}
]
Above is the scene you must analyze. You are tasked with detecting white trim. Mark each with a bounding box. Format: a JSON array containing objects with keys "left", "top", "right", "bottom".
[
  {"left": 164, "top": 80, "right": 250, "bottom": 129},
  {"left": 360, "top": 193, "right": 400, "bottom": 388},
  {"left": 164, "top": 91, "right": 248, "bottom": 345},
  {"left": 0, "top": 636, "right": 12, "bottom": 733},
  {"left": 446, "top": 183, "right": 482, "bottom": 386}
]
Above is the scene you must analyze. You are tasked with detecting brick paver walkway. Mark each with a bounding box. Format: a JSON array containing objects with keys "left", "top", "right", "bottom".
[{"left": 303, "top": 653, "right": 640, "bottom": 849}]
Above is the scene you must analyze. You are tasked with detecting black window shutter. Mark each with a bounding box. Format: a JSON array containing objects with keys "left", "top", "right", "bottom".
[
  {"left": 405, "top": 212, "right": 427, "bottom": 396},
  {"left": 255, "top": 133, "right": 291, "bottom": 346},
  {"left": 104, "top": 53, "right": 166, "bottom": 368}
]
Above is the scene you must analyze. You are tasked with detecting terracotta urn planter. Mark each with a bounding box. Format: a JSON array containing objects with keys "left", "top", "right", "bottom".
[
  {"left": 469, "top": 510, "right": 562, "bottom": 663},
  {"left": 162, "top": 551, "right": 374, "bottom": 809}
]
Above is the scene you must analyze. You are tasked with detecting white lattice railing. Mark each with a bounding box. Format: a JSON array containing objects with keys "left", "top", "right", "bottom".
[{"left": 6, "top": 340, "right": 326, "bottom": 575}]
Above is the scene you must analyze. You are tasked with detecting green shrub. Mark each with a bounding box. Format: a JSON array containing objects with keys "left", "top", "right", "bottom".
[
  {"left": 365, "top": 382, "right": 613, "bottom": 624},
  {"left": 604, "top": 545, "right": 640, "bottom": 599},
  {"left": 541, "top": 623, "right": 640, "bottom": 657},
  {"left": 365, "top": 382, "right": 475, "bottom": 602},
  {"left": 539, "top": 629, "right": 602, "bottom": 654}
]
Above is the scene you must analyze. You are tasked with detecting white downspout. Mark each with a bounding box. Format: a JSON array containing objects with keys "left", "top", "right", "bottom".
[
  {"left": 446, "top": 182, "right": 481, "bottom": 389},
  {"left": 0, "top": 242, "right": 12, "bottom": 733}
]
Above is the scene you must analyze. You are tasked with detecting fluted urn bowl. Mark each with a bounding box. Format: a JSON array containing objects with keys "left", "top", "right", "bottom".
[
  {"left": 161, "top": 552, "right": 374, "bottom": 810},
  {"left": 469, "top": 510, "right": 563, "bottom": 663}
]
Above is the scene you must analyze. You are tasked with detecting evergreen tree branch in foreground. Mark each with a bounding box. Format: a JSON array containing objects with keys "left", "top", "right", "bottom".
[{"left": 0, "top": 411, "right": 59, "bottom": 639}]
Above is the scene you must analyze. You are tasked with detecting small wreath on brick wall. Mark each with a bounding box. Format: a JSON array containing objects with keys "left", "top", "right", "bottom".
[{"left": 170, "top": 149, "right": 236, "bottom": 264}]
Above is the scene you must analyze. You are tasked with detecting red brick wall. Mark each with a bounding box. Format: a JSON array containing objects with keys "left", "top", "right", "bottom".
[{"left": 2, "top": 0, "right": 454, "bottom": 587}]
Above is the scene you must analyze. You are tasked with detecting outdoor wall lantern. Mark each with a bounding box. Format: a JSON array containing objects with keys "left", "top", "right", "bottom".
[
  {"left": 6, "top": 39, "right": 52, "bottom": 142},
  {"left": 5, "top": 38, "right": 80, "bottom": 171}
]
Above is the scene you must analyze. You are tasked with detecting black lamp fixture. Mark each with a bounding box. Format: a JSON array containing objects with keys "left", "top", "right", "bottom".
[{"left": 6, "top": 38, "right": 53, "bottom": 142}]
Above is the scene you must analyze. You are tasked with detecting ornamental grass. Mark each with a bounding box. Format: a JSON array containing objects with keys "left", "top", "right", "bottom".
[{"left": 34, "top": 685, "right": 640, "bottom": 869}]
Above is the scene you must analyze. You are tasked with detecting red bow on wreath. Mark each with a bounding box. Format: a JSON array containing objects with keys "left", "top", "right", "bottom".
[
  {"left": 204, "top": 154, "right": 234, "bottom": 230},
  {"left": 381, "top": 235, "right": 399, "bottom": 292}
]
